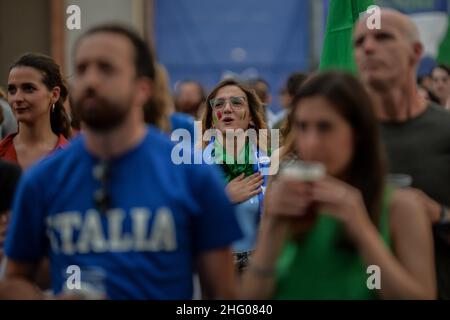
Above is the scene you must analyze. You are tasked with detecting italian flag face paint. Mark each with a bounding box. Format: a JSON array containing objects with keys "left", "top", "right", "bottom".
[
  {"left": 213, "top": 111, "right": 222, "bottom": 125},
  {"left": 239, "top": 109, "right": 246, "bottom": 120}
]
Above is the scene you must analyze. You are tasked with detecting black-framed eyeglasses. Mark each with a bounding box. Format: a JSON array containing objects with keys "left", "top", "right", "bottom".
[{"left": 92, "top": 160, "right": 111, "bottom": 213}]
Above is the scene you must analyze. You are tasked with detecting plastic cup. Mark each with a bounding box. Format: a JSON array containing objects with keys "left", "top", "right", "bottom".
[
  {"left": 279, "top": 161, "right": 326, "bottom": 237},
  {"left": 280, "top": 161, "right": 326, "bottom": 182},
  {"left": 387, "top": 174, "right": 413, "bottom": 188}
]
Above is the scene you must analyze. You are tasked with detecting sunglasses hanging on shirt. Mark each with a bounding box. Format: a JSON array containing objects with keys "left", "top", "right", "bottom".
[{"left": 92, "top": 160, "right": 111, "bottom": 213}]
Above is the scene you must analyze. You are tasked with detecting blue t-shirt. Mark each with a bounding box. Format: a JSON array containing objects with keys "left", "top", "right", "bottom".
[
  {"left": 169, "top": 112, "right": 196, "bottom": 160},
  {"left": 170, "top": 112, "right": 195, "bottom": 139},
  {"left": 232, "top": 195, "right": 260, "bottom": 253},
  {"left": 5, "top": 126, "right": 241, "bottom": 300}
]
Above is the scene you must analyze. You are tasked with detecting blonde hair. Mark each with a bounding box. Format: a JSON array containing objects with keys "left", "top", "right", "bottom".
[
  {"left": 0, "top": 86, "right": 6, "bottom": 99},
  {"left": 143, "top": 63, "right": 172, "bottom": 132}
]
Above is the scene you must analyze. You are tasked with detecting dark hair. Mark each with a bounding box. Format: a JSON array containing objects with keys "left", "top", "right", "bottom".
[
  {"left": 286, "top": 72, "right": 308, "bottom": 97},
  {"left": 67, "top": 94, "right": 81, "bottom": 131},
  {"left": 246, "top": 78, "right": 271, "bottom": 105},
  {"left": 0, "top": 159, "right": 21, "bottom": 213},
  {"left": 0, "top": 87, "right": 4, "bottom": 123},
  {"left": 417, "top": 74, "right": 431, "bottom": 85},
  {"left": 432, "top": 64, "right": 450, "bottom": 76},
  {"left": 246, "top": 77, "right": 270, "bottom": 90},
  {"left": 174, "top": 79, "right": 206, "bottom": 116},
  {"left": 278, "top": 72, "right": 310, "bottom": 141},
  {"left": 10, "top": 53, "right": 71, "bottom": 138},
  {"left": 283, "top": 71, "right": 386, "bottom": 226},
  {"left": 418, "top": 85, "right": 441, "bottom": 105},
  {"left": 201, "top": 78, "right": 269, "bottom": 151},
  {"left": 76, "top": 24, "right": 155, "bottom": 81},
  {"left": 176, "top": 80, "right": 206, "bottom": 100}
]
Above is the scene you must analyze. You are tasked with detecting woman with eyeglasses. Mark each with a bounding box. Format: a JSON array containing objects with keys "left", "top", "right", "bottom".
[
  {"left": 200, "top": 79, "right": 271, "bottom": 272},
  {"left": 0, "top": 53, "right": 71, "bottom": 169},
  {"left": 241, "top": 71, "right": 436, "bottom": 299}
]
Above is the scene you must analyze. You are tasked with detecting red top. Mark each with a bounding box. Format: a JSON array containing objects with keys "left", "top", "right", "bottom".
[{"left": 0, "top": 133, "right": 68, "bottom": 165}]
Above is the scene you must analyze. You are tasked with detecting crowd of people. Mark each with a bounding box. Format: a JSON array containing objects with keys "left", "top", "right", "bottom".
[{"left": 0, "top": 8, "right": 449, "bottom": 300}]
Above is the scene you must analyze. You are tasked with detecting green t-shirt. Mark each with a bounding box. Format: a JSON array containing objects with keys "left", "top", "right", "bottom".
[{"left": 274, "top": 187, "right": 392, "bottom": 300}]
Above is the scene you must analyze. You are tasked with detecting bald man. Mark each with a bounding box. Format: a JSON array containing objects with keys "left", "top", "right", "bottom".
[{"left": 354, "top": 9, "right": 450, "bottom": 299}]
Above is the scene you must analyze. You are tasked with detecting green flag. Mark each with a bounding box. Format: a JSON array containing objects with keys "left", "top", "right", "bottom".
[
  {"left": 319, "top": 0, "right": 374, "bottom": 73},
  {"left": 437, "top": 17, "right": 450, "bottom": 66}
]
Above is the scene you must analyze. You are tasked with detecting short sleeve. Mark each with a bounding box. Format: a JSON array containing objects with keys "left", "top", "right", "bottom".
[{"left": 190, "top": 164, "right": 242, "bottom": 253}]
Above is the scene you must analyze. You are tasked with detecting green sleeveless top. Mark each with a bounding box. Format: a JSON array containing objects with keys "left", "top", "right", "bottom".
[{"left": 274, "top": 187, "right": 393, "bottom": 300}]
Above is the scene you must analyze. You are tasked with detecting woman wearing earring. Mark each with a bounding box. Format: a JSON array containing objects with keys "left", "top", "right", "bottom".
[
  {"left": 0, "top": 53, "right": 71, "bottom": 169},
  {"left": 201, "top": 79, "right": 271, "bottom": 272}
]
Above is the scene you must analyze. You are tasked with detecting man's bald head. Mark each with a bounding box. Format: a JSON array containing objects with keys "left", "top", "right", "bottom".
[
  {"left": 357, "top": 8, "right": 421, "bottom": 44},
  {"left": 354, "top": 7, "right": 423, "bottom": 92}
]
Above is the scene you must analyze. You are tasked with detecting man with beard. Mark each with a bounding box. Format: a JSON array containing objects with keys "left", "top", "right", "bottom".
[
  {"left": 1, "top": 24, "right": 241, "bottom": 299},
  {"left": 354, "top": 9, "right": 450, "bottom": 299}
]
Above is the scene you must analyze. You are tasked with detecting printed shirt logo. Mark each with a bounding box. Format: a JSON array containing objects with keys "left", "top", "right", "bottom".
[{"left": 46, "top": 207, "right": 177, "bottom": 255}]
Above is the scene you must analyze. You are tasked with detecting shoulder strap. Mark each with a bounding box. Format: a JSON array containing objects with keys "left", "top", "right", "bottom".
[{"left": 379, "top": 185, "right": 394, "bottom": 248}]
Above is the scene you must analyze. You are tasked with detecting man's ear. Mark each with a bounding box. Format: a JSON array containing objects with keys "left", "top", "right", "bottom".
[
  {"left": 136, "top": 77, "right": 153, "bottom": 106},
  {"left": 412, "top": 42, "right": 424, "bottom": 66}
]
